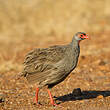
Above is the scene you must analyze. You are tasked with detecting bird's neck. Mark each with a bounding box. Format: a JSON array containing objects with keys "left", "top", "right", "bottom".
[{"left": 70, "top": 37, "right": 80, "bottom": 49}]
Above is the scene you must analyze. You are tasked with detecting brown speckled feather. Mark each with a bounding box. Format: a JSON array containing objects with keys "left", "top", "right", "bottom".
[{"left": 23, "top": 45, "right": 70, "bottom": 87}]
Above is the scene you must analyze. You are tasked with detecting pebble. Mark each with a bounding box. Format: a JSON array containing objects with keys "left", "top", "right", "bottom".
[
  {"left": 98, "top": 60, "right": 107, "bottom": 66},
  {"left": 97, "top": 95, "right": 103, "bottom": 99},
  {"left": 81, "top": 55, "right": 86, "bottom": 59},
  {"left": 0, "top": 93, "right": 5, "bottom": 103},
  {"left": 72, "top": 88, "right": 82, "bottom": 96}
]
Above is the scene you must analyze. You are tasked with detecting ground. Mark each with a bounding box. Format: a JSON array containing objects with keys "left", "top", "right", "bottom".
[{"left": 0, "top": 0, "right": 110, "bottom": 110}]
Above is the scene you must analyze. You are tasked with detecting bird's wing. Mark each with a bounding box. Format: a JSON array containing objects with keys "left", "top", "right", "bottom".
[{"left": 23, "top": 45, "right": 66, "bottom": 74}]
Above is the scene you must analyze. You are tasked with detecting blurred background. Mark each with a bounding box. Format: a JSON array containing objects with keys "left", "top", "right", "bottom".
[
  {"left": 0, "top": 0, "right": 110, "bottom": 109},
  {"left": 0, "top": 0, "right": 110, "bottom": 72}
]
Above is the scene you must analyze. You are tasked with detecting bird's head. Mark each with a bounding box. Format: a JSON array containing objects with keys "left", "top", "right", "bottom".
[{"left": 74, "top": 32, "right": 89, "bottom": 41}]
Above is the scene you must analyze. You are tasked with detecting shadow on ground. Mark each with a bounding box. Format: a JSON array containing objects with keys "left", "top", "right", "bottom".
[{"left": 54, "top": 88, "right": 110, "bottom": 103}]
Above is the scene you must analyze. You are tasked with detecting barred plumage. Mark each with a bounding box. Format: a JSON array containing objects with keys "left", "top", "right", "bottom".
[{"left": 21, "top": 32, "right": 88, "bottom": 106}]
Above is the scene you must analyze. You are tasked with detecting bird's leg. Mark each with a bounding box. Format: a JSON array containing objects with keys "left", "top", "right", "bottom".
[
  {"left": 33, "top": 87, "right": 41, "bottom": 105},
  {"left": 47, "top": 89, "right": 58, "bottom": 106},
  {"left": 35, "top": 88, "right": 39, "bottom": 104},
  {"left": 33, "top": 87, "right": 42, "bottom": 106}
]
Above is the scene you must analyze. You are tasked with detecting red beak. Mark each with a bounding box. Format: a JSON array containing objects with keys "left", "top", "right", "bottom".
[{"left": 82, "top": 34, "right": 89, "bottom": 39}]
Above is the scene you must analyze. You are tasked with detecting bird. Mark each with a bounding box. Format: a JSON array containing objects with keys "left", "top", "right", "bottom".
[{"left": 21, "top": 32, "right": 88, "bottom": 106}]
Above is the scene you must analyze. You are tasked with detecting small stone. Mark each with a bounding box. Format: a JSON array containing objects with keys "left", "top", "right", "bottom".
[
  {"left": 81, "top": 55, "right": 86, "bottom": 59},
  {"left": 79, "top": 100, "right": 85, "bottom": 103},
  {"left": 97, "top": 95, "right": 103, "bottom": 99},
  {"left": 10, "top": 102, "right": 13, "bottom": 104},
  {"left": 98, "top": 60, "right": 107, "bottom": 66},
  {"left": 72, "top": 88, "right": 82, "bottom": 96},
  {"left": 0, "top": 93, "right": 5, "bottom": 103},
  {"left": 89, "top": 68, "right": 93, "bottom": 72}
]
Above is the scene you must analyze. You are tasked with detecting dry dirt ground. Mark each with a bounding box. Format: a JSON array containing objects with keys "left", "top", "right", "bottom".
[
  {"left": 0, "top": 0, "right": 110, "bottom": 110},
  {"left": 0, "top": 31, "right": 110, "bottom": 110}
]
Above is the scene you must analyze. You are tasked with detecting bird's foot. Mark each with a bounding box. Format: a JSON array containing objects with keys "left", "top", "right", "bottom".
[
  {"left": 33, "top": 97, "right": 42, "bottom": 106},
  {"left": 36, "top": 102, "right": 42, "bottom": 106},
  {"left": 33, "top": 101, "right": 42, "bottom": 107},
  {"left": 52, "top": 103, "right": 58, "bottom": 106},
  {"left": 51, "top": 103, "right": 63, "bottom": 108}
]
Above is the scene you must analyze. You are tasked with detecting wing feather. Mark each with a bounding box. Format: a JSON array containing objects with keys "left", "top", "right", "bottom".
[{"left": 22, "top": 45, "right": 67, "bottom": 84}]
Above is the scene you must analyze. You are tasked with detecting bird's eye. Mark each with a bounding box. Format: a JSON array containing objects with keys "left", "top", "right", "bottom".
[{"left": 80, "top": 34, "right": 83, "bottom": 38}]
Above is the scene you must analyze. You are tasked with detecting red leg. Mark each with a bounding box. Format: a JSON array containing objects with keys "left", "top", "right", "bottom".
[
  {"left": 36, "top": 88, "right": 39, "bottom": 104},
  {"left": 47, "top": 89, "right": 58, "bottom": 106}
]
